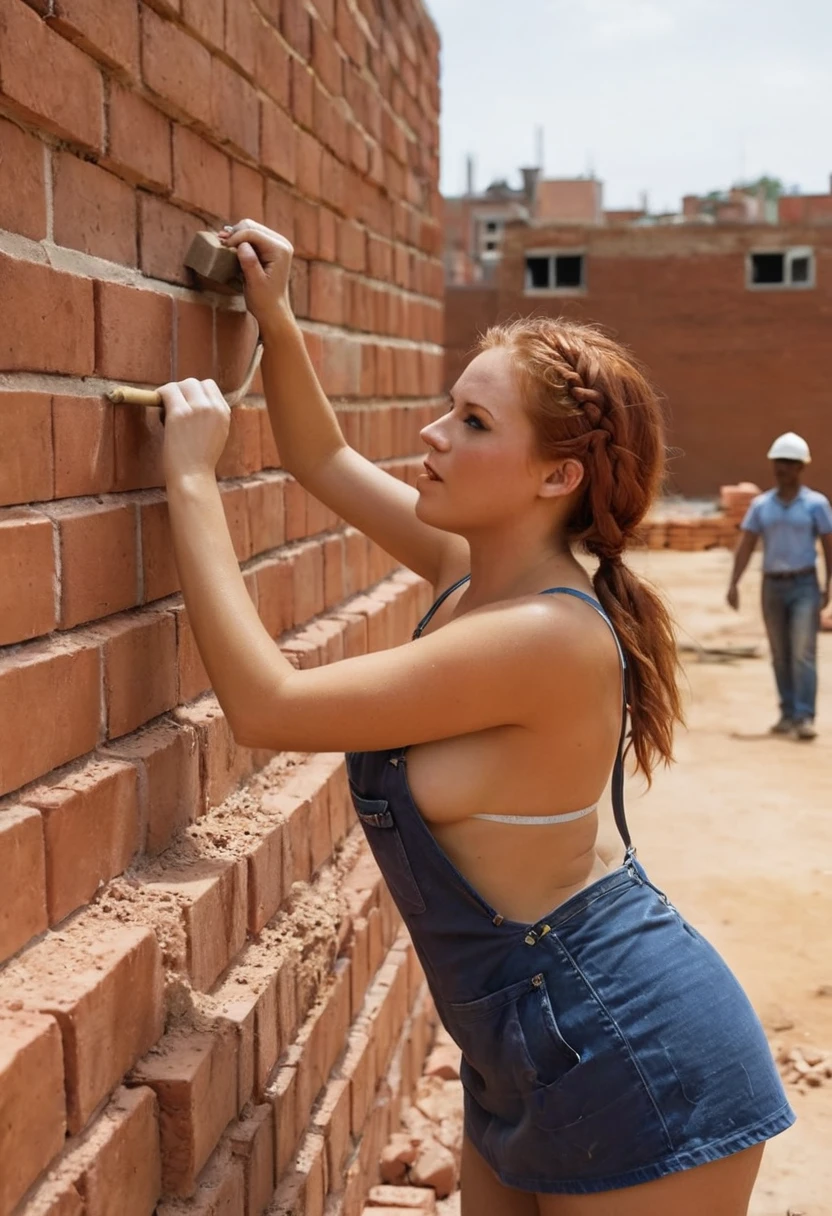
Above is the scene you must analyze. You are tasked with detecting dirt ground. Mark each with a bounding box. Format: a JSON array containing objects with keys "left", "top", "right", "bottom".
[{"left": 616, "top": 548, "right": 832, "bottom": 1216}]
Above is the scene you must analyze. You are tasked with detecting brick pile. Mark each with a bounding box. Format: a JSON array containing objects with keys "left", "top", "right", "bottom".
[
  {"left": 636, "top": 483, "right": 760, "bottom": 553},
  {"left": 0, "top": 0, "right": 444, "bottom": 1212}
]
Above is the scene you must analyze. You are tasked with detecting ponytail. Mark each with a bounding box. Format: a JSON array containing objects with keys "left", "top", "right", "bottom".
[{"left": 480, "top": 316, "right": 683, "bottom": 779}]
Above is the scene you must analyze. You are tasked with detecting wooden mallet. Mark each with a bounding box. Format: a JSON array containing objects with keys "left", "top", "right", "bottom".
[{"left": 107, "top": 232, "right": 262, "bottom": 408}]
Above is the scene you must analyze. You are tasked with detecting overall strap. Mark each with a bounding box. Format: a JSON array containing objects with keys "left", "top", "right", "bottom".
[
  {"left": 412, "top": 574, "right": 471, "bottom": 639},
  {"left": 539, "top": 588, "right": 632, "bottom": 854}
]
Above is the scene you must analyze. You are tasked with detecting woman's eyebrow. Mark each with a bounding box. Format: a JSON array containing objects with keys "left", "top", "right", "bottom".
[{"left": 449, "top": 390, "right": 495, "bottom": 420}]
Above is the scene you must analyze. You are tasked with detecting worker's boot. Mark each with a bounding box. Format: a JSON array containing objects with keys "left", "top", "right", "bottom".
[
  {"left": 793, "top": 719, "right": 818, "bottom": 741},
  {"left": 769, "top": 715, "right": 794, "bottom": 735}
]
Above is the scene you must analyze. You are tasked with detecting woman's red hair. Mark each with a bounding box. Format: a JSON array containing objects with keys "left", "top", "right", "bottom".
[{"left": 480, "top": 317, "right": 683, "bottom": 779}]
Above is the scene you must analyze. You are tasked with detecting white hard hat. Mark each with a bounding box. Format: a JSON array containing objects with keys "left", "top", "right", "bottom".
[{"left": 767, "top": 432, "right": 811, "bottom": 463}]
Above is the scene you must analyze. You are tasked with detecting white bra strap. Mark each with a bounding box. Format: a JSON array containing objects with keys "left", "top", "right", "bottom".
[{"left": 470, "top": 804, "right": 598, "bottom": 826}]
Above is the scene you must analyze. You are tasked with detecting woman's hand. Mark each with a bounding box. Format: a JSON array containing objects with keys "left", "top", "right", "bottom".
[
  {"left": 218, "top": 220, "right": 294, "bottom": 335},
  {"left": 158, "top": 378, "right": 231, "bottom": 483}
]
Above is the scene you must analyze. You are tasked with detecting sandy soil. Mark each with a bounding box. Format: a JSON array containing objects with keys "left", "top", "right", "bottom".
[{"left": 619, "top": 548, "right": 832, "bottom": 1216}]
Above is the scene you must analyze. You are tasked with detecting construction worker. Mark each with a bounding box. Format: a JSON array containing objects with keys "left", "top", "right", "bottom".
[{"left": 728, "top": 433, "right": 832, "bottom": 739}]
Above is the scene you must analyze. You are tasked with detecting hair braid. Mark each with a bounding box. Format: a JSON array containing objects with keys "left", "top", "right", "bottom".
[{"left": 478, "top": 316, "right": 682, "bottom": 780}]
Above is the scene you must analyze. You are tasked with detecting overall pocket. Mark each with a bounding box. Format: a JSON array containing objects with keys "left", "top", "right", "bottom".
[
  {"left": 350, "top": 790, "right": 426, "bottom": 916},
  {"left": 447, "top": 973, "right": 580, "bottom": 1121}
]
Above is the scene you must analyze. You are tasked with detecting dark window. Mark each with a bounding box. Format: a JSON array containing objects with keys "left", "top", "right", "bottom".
[
  {"left": 555, "top": 255, "right": 584, "bottom": 288},
  {"left": 751, "top": 253, "right": 785, "bottom": 284},
  {"left": 526, "top": 256, "right": 551, "bottom": 289},
  {"left": 485, "top": 241, "right": 497, "bottom": 252},
  {"left": 525, "top": 254, "right": 586, "bottom": 291},
  {"left": 791, "top": 256, "right": 811, "bottom": 284},
  {"left": 486, "top": 221, "right": 498, "bottom": 233}
]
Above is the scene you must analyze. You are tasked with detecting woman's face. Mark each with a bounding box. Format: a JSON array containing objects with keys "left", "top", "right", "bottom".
[{"left": 416, "top": 347, "right": 552, "bottom": 533}]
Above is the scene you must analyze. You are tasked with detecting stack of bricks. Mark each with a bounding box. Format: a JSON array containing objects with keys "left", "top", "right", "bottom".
[
  {"left": 0, "top": 1, "right": 444, "bottom": 1213},
  {"left": 636, "top": 484, "right": 760, "bottom": 554}
]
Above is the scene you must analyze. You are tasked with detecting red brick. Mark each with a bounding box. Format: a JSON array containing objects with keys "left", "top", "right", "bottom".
[
  {"left": 146, "top": 856, "right": 246, "bottom": 990},
  {"left": 338, "top": 218, "right": 367, "bottom": 272},
  {"left": 157, "top": 1148, "right": 244, "bottom": 1215},
  {"left": 246, "top": 474, "right": 286, "bottom": 555},
  {"left": 52, "top": 151, "right": 137, "bottom": 264},
  {"left": 174, "top": 696, "right": 251, "bottom": 811},
  {"left": 0, "top": 508, "right": 56, "bottom": 645},
  {"left": 95, "top": 280, "right": 173, "bottom": 385},
  {"left": 263, "top": 178, "right": 295, "bottom": 242},
  {"left": 113, "top": 399, "right": 166, "bottom": 492},
  {"left": 225, "top": 0, "right": 258, "bottom": 76},
  {"left": 0, "top": 637, "right": 101, "bottom": 798},
  {"left": 309, "top": 261, "right": 345, "bottom": 325},
  {"left": 176, "top": 298, "right": 215, "bottom": 381},
  {"left": 231, "top": 159, "right": 265, "bottom": 223},
  {"left": 105, "top": 80, "right": 172, "bottom": 190},
  {"left": 255, "top": 19, "right": 290, "bottom": 108},
  {"left": 106, "top": 719, "right": 199, "bottom": 854},
  {"left": 229, "top": 1104, "right": 274, "bottom": 1216},
  {"left": 139, "top": 495, "right": 178, "bottom": 601},
  {"left": 51, "top": 395, "right": 113, "bottom": 500},
  {"left": 321, "top": 148, "right": 346, "bottom": 211},
  {"left": 291, "top": 539, "right": 325, "bottom": 624},
  {"left": 132, "top": 1027, "right": 238, "bottom": 1196},
  {"left": 48, "top": 0, "right": 140, "bottom": 75},
  {"left": 244, "top": 820, "right": 284, "bottom": 934},
  {"left": 253, "top": 555, "right": 294, "bottom": 638},
  {"left": 280, "top": 1, "right": 311, "bottom": 59},
  {"left": 0, "top": 1012, "right": 66, "bottom": 1213},
  {"left": 0, "top": 806, "right": 47, "bottom": 963},
  {"left": 181, "top": 0, "right": 224, "bottom": 48},
  {"left": 335, "top": 0, "right": 365, "bottom": 65},
  {"left": 0, "top": 115, "right": 46, "bottom": 238},
  {"left": 62, "top": 1086, "right": 162, "bottom": 1216},
  {"left": 295, "top": 127, "right": 322, "bottom": 198},
  {"left": 291, "top": 57, "right": 314, "bottom": 128},
  {"left": 22, "top": 759, "right": 139, "bottom": 925},
  {"left": 172, "top": 124, "right": 232, "bottom": 218},
  {"left": 99, "top": 610, "right": 178, "bottom": 738},
  {"left": 0, "top": 252, "right": 95, "bottom": 375},
  {"left": 173, "top": 604, "right": 211, "bottom": 701},
  {"left": 0, "top": 0, "right": 104, "bottom": 149},
  {"left": 311, "top": 17, "right": 342, "bottom": 95},
  {"left": 312, "top": 1075, "right": 351, "bottom": 1183},
  {"left": 260, "top": 96, "right": 297, "bottom": 184},
  {"left": 51, "top": 500, "right": 138, "bottom": 629},
  {"left": 318, "top": 204, "right": 337, "bottom": 261},
  {"left": 140, "top": 4, "right": 212, "bottom": 127},
  {"left": 260, "top": 408, "right": 281, "bottom": 468},
  {"left": 211, "top": 57, "right": 259, "bottom": 159},
  {"left": 216, "top": 405, "right": 263, "bottom": 479},
  {"left": 0, "top": 392, "right": 53, "bottom": 507},
  {"left": 0, "top": 922, "right": 164, "bottom": 1134},
  {"left": 215, "top": 308, "right": 260, "bottom": 400},
  {"left": 138, "top": 193, "right": 204, "bottom": 286}
]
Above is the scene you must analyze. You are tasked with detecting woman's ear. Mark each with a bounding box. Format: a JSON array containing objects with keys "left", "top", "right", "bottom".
[{"left": 540, "top": 458, "right": 585, "bottom": 500}]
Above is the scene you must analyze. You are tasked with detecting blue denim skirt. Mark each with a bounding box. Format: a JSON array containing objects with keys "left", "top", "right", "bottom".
[{"left": 441, "top": 856, "right": 795, "bottom": 1193}]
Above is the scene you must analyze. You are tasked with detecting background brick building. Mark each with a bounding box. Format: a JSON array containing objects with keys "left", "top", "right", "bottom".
[
  {"left": 445, "top": 199, "right": 832, "bottom": 498},
  {"left": 0, "top": 1, "right": 444, "bottom": 1212}
]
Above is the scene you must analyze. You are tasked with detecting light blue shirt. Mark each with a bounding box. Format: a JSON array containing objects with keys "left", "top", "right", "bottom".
[{"left": 741, "top": 486, "right": 832, "bottom": 573}]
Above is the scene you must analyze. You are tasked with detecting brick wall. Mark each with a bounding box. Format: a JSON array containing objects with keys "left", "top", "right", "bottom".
[
  {"left": 445, "top": 224, "right": 832, "bottom": 498},
  {"left": 0, "top": 1, "right": 443, "bottom": 1212}
]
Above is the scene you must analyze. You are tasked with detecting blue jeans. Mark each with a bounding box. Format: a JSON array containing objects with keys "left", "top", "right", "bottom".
[{"left": 762, "top": 571, "right": 821, "bottom": 721}]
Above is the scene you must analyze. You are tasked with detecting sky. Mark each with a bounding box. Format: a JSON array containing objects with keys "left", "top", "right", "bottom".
[{"left": 426, "top": 0, "right": 832, "bottom": 212}]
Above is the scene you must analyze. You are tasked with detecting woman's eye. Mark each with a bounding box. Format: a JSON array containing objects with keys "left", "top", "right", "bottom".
[{"left": 463, "top": 414, "right": 485, "bottom": 430}]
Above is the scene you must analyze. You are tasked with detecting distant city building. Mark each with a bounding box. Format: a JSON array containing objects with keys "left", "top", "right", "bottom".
[{"left": 443, "top": 163, "right": 832, "bottom": 497}]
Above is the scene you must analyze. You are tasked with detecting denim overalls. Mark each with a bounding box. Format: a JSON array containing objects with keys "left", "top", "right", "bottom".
[{"left": 346, "top": 580, "right": 794, "bottom": 1193}]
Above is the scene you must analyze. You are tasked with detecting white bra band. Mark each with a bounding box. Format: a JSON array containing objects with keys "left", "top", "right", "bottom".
[{"left": 470, "top": 804, "right": 598, "bottom": 826}]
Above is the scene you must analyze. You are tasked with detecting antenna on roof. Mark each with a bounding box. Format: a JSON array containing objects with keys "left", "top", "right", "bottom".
[{"left": 535, "top": 125, "right": 544, "bottom": 173}]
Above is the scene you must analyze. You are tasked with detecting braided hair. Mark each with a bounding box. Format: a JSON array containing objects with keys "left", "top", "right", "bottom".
[{"left": 480, "top": 316, "right": 682, "bottom": 779}]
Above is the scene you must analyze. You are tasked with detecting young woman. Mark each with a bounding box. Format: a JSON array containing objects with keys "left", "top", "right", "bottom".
[{"left": 159, "top": 222, "right": 794, "bottom": 1215}]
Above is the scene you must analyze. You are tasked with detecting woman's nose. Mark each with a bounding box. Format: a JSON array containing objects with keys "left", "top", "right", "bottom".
[{"left": 420, "top": 419, "right": 449, "bottom": 449}]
